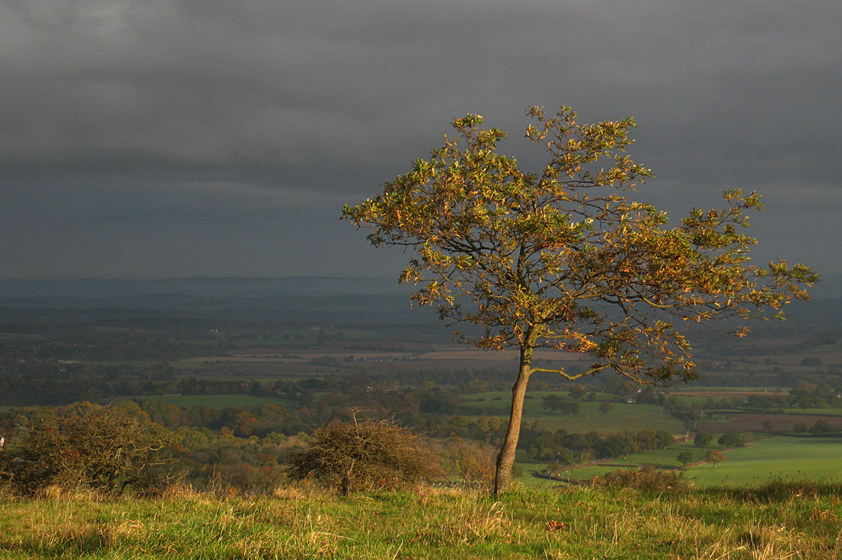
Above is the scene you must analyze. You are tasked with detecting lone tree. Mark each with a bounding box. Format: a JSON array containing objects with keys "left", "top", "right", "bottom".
[
  {"left": 694, "top": 431, "right": 714, "bottom": 449},
  {"left": 706, "top": 450, "right": 726, "bottom": 469},
  {"left": 342, "top": 106, "right": 816, "bottom": 495},
  {"left": 677, "top": 450, "right": 694, "bottom": 467}
]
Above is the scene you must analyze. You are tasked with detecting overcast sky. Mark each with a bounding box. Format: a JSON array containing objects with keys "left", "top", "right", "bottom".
[{"left": 1, "top": 0, "right": 840, "bottom": 281}]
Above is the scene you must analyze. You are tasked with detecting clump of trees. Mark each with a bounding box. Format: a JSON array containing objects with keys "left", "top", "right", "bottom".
[
  {"left": 286, "top": 413, "right": 438, "bottom": 494},
  {"left": 520, "top": 426, "right": 673, "bottom": 464},
  {"left": 718, "top": 433, "right": 746, "bottom": 447},
  {"left": 542, "top": 395, "right": 580, "bottom": 416},
  {"left": 0, "top": 403, "right": 172, "bottom": 496}
]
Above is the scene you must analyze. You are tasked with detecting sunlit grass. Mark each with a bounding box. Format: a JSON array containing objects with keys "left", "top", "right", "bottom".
[
  {"left": 687, "top": 436, "right": 842, "bottom": 487},
  {"left": 3, "top": 484, "right": 842, "bottom": 559}
]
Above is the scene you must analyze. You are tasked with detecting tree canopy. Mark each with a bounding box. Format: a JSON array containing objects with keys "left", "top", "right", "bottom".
[{"left": 343, "top": 106, "right": 816, "bottom": 494}]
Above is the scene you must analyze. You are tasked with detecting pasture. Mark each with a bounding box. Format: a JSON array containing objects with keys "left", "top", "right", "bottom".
[
  {"left": 528, "top": 436, "right": 842, "bottom": 489},
  {"left": 461, "top": 391, "right": 687, "bottom": 434},
  {"left": 687, "top": 436, "right": 842, "bottom": 487}
]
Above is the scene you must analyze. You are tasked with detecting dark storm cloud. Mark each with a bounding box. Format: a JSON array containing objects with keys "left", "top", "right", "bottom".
[{"left": 1, "top": 0, "right": 840, "bottom": 278}]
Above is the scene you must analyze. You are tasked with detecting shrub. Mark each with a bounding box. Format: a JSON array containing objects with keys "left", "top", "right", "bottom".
[
  {"left": 596, "top": 466, "right": 687, "bottom": 492},
  {"left": 0, "top": 403, "right": 172, "bottom": 497},
  {"left": 753, "top": 477, "right": 820, "bottom": 500},
  {"left": 286, "top": 413, "right": 438, "bottom": 494}
]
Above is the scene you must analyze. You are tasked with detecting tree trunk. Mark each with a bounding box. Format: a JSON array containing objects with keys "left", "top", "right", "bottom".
[{"left": 493, "top": 342, "right": 533, "bottom": 496}]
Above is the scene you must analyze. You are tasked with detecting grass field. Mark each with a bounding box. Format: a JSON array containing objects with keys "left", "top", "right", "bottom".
[
  {"left": 532, "top": 403, "right": 685, "bottom": 434},
  {"left": 687, "top": 436, "right": 842, "bottom": 487},
  {"left": 461, "top": 391, "right": 687, "bottom": 434},
  {"left": 518, "top": 439, "right": 700, "bottom": 486},
  {"left": 669, "top": 386, "right": 791, "bottom": 396},
  {"left": 2, "top": 484, "right": 842, "bottom": 559},
  {"left": 522, "top": 436, "right": 842, "bottom": 490}
]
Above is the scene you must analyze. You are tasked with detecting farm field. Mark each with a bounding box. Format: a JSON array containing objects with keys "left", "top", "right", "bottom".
[
  {"left": 532, "top": 405, "right": 683, "bottom": 434},
  {"left": 687, "top": 436, "right": 842, "bottom": 487},
  {"left": 697, "top": 412, "right": 842, "bottom": 433},
  {"left": 458, "top": 386, "right": 842, "bottom": 440},
  {"left": 519, "top": 440, "right": 699, "bottom": 485},
  {"left": 533, "top": 436, "right": 842, "bottom": 489},
  {"left": 461, "top": 391, "right": 687, "bottom": 434},
  {"left": 669, "top": 386, "right": 790, "bottom": 398}
]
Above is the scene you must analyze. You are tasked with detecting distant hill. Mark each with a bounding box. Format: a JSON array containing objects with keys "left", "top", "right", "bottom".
[
  {"left": 0, "top": 275, "right": 835, "bottom": 328},
  {"left": 808, "top": 272, "right": 842, "bottom": 299},
  {"left": 1, "top": 274, "right": 837, "bottom": 299},
  {"left": 0, "top": 277, "right": 433, "bottom": 325},
  {"left": 0, "top": 277, "right": 410, "bottom": 299}
]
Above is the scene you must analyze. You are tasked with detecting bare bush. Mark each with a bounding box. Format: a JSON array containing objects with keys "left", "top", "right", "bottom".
[
  {"left": 443, "top": 437, "right": 497, "bottom": 490},
  {"left": 286, "top": 413, "right": 438, "bottom": 494}
]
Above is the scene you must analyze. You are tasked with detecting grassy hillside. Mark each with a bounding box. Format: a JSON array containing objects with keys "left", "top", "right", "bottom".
[
  {"left": 2, "top": 484, "right": 842, "bottom": 559},
  {"left": 687, "top": 436, "right": 842, "bottom": 487}
]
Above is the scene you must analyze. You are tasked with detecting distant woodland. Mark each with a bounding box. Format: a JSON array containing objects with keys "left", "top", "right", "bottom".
[{"left": 1, "top": 277, "right": 842, "bottom": 491}]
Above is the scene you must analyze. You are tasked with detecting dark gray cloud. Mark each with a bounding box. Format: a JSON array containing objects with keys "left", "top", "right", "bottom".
[{"left": 1, "top": 0, "right": 840, "bottom": 279}]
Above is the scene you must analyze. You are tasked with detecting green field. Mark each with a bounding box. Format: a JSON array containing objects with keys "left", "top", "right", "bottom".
[
  {"left": 462, "top": 391, "right": 686, "bottom": 434},
  {"left": 687, "top": 436, "right": 842, "bottom": 487},
  {"left": 532, "top": 403, "right": 684, "bottom": 434},
  {"left": 522, "top": 436, "right": 842, "bottom": 489}
]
